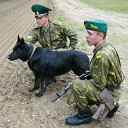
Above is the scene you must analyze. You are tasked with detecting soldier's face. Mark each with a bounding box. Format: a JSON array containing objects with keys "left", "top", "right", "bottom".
[
  {"left": 85, "top": 30, "right": 103, "bottom": 47},
  {"left": 36, "top": 15, "right": 48, "bottom": 27}
]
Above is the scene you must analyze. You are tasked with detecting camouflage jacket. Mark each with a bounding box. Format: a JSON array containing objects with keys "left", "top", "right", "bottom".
[
  {"left": 25, "top": 20, "right": 77, "bottom": 49},
  {"left": 90, "top": 40, "right": 123, "bottom": 91}
]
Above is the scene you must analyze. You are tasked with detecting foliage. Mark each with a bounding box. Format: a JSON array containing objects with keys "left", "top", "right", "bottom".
[{"left": 81, "top": 0, "right": 128, "bottom": 14}]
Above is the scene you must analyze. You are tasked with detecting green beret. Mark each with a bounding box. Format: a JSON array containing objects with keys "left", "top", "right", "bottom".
[
  {"left": 84, "top": 19, "right": 108, "bottom": 32},
  {"left": 31, "top": 4, "right": 52, "bottom": 17}
]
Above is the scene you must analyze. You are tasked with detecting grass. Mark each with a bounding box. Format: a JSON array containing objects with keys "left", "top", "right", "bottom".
[
  {"left": 53, "top": 16, "right": 85, "bottom": 32},
  {"left": 26, "top": 104, "right": 35, "bottom": 112},
  {"left": 80, "top": 0, "right": 128, "bottom": 14},
  {"left": 52, "top": 16, "right": 76, "bottom": 28}
]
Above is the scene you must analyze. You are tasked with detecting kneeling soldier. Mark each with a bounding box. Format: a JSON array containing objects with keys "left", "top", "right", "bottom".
[{"left": 66, "top": 19, "right": 124, "bottom": 125}]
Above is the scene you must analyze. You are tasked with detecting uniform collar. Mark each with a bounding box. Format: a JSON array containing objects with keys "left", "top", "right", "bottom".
[
  {"left": 41, "top": 20, "right": 50, "bottom": 32},
  {"left": 93, "top": 40, "right": 108, "bottom": 54},
  {"left": 40, "top": 24, "right": 49, "bottom": 32}
]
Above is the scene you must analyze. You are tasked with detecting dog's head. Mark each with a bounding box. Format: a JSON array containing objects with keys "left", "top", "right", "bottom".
[{"left": 7, "top": 35, "right": 26, "bottom": 61}]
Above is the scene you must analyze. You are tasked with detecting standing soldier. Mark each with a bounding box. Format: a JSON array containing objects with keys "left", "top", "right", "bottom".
[
  {"left": 65, "top": 19, "right": 124, "bottom": 125},
  {"left": 25, "top": 4, "right": 77, "bottom": 50}
]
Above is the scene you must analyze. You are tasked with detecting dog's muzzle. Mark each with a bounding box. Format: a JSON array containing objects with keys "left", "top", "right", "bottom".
[
  {"left": 7, "top": 54, "right": 14, "bottom": 61},
  {"left": 7, "top": 54, "right": 11, "bottom": 60}
]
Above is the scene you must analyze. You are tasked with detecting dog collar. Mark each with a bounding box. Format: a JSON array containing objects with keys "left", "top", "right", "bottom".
[{"left": 28, "top": 46, "right": 36, "bottom": 61}]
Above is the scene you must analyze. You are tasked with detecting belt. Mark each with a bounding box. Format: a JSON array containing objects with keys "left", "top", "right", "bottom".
[{"left": 106, "top": 85, "right": 120, "bottom": 92}]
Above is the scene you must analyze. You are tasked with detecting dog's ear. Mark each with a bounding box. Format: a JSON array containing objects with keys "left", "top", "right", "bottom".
[
  {"left": 20, "top": 38, "right": 25, "bottom": 44},
  {"left": 18, "top": 35, "right": 20, "bottom": 41}
]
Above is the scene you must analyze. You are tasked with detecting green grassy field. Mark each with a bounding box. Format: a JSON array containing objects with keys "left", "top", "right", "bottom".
[{"left": 81, "top": 0, "right": 128, "bottom": 14}]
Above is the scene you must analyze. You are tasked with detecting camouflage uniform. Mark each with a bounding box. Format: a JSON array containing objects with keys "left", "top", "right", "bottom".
[
  {"left": 25, "top": 21, "right": 77, "bottom": 49},
  {"left": 70, "top": 40, "right": 123, "bottom": 110}
]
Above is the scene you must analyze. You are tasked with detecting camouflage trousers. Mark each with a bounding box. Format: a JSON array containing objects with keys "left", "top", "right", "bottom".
[{"left": 67, "top": 79, "right": 121, "bottom": 110}]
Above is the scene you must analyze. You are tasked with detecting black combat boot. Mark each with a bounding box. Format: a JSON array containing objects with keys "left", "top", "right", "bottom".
[
  {"left": 65, "top": 107, "right": 92, "bottom": 125},
  {"left": 107, "top": 102, "right": 120, "bottom": 118}
]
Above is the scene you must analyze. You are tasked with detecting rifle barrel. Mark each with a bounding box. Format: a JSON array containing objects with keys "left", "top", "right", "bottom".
[{"left": 51, "top": 71, "right": 90, "bottom": 102}]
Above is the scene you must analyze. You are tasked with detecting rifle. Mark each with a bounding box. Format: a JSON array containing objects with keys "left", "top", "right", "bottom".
[
  {"left": 51, "top": 70, "right": 90, "bottom": 102},
  {"left": 51, "top": 85, "right": 71, "bottom": 102}
]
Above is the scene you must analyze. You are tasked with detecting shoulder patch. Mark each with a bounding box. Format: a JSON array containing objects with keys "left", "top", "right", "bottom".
[{"left": 96, "top": 55, "right": 101, "bottom": 58}]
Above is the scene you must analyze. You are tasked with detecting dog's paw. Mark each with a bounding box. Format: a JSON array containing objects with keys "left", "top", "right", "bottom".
[
  {"left": 35, "top": 92, "right": 44, "bottom": 97},
  {"left": 29, "top": 87, "right": 39, "bottom": 92},
  {"left": 29, "top": 88, "right": 35, "bottom": 92}
]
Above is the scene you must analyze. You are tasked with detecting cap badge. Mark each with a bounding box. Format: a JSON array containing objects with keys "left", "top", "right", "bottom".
[
  {"left": 37, "top": 11, "right": 39, "bottom": 15},
  {"left": 91, "top": 24, "right": 98, "bottom": 29}
]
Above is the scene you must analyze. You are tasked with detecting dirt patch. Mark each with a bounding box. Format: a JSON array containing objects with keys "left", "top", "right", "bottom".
[{"left": 0, "top": 0, "right": 128, "bottom": 128}]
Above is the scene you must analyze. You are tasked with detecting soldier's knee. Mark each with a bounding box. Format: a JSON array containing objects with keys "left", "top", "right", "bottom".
[
  {"left": 72, "top": 79, "right": 82, "bottom": 85},
  {"left": 71, "top": 79, "right": 83, "bottom": 92},
  {"left": 71, "top": 80, "right": 77, "bottom": 90}
]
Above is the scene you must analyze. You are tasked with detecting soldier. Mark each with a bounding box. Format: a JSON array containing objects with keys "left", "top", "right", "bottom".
[
  {"left": 25, "top": 4, "right": 77, "bottom": 50},
  {"left": 65, "top": 19, "right": 124, "bottom": 125}
]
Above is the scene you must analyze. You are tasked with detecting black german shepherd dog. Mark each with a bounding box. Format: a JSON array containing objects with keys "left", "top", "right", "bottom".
[{"left": 7, "top": 36, "right": 89, "bottom": 97}]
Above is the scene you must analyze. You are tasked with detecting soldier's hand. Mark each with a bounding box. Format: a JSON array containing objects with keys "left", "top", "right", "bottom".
[{"left": 79, "top": 70, "right": 91, "bottom": 80}]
